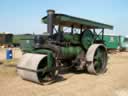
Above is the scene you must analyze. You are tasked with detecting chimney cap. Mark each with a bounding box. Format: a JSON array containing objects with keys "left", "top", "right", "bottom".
[{"left": 47, "top": 9, "right": 55, "bottom": 14}]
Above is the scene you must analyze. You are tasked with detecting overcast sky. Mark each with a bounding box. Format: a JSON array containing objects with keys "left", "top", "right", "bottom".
[{"left": 0, "top": 0, "right": 128, "bottom": 35}]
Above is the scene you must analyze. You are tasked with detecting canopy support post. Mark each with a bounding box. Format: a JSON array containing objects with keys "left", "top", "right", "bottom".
[{"left": 102, "top": 28, "right": 104, "bottom": 41}]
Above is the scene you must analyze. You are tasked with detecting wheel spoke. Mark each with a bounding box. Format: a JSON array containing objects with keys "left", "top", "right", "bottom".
[{"left": 94, "top": 48, "right": 105, "bottom": 73}]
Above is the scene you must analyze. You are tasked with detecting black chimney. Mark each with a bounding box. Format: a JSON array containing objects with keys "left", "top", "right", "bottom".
[{"left": 47, "top": 9, "right": 55, "bottom": 37}]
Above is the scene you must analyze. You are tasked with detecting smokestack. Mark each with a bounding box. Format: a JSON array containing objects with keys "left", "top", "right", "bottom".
[{"left": 47, "top": 9, "right": 55, "bottom": 37}]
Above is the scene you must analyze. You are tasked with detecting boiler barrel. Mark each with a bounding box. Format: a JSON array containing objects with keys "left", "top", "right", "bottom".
[{"left": 60, "top": 47, "right": 82, "bottom": 59}]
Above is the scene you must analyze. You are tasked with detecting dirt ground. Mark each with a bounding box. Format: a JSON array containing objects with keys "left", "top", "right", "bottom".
[{"left": 0, "top": 48, "right": 128, "bottom": 96}]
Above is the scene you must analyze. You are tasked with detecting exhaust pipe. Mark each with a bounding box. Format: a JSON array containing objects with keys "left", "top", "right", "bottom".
[{"left": 47, "top": 9, "right": 55, "bottom": 37}]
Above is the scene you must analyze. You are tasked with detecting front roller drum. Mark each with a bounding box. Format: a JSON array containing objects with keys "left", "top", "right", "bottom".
[
  {"left": 86, "top": 44, "right": 108, "bottom": 74},
  {"left": 17, "top": 53, "right": 57, "bottom": 83}
]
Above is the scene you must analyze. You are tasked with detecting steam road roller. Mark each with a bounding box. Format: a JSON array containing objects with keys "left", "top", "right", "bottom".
[{"left": 17, "top": 10, "right": 113, "bottom": 84}]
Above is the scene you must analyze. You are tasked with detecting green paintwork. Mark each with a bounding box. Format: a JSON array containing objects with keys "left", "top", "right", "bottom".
[
  {"left": 42, "top": 14, "right": 113, "bottom": 29},
  {"left": 32, "top": 49, "right": 54, "bottom": 68},
  {"left": 20, "top": 38, "right": 34, "bottom": 51},
  {"left": 13, "top": 34, "right": 34, "bottom": 45},
  {"left": 120, "top": 36, "right": 128, "bottom": 49},
  {"left": 61, "top": 46, "right": 82, "bottom": 59},
  {"left": 24, "top": 48, "right": 54, "bottom": 69},
  {"left": 81, "top": 30, "right": 94, "bottom": 49},
  {"left": 103, "top": 35, "right": 119, "bottom": 49},
  {"left": 20, "top": 37, "right": 82, "bottom": 67},
  {"left": 63, "top": 34, "right": 73, "bottom": 41},
  {"left": 97, "top": 35, "right": 119, "bottom": 49},
  {"left": 96, "top": 35, "right": 128, "bottom": 49},
  {"left": 94, "top": 48, "right": 103, "bottom": 72},
  {"left": 63, "top": 34, "right": 80, "bottom": 44},
  {"left": 20, "top": 37, "right": 54, "bottom": 69}
]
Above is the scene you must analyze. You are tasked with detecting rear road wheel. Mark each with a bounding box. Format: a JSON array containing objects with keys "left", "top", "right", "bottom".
[{"left": 86, "top": 44, "right": 107, "bottom": 74}]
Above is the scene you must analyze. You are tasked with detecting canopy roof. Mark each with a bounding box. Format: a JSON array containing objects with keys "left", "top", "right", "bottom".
[{"left": 42, "top": 14, "right": 113, "bottom": 30}]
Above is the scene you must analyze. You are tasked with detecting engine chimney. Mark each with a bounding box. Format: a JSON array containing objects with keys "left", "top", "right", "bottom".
[{"left": 47, "top": 9, "right": 55, "bottom": 37}]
